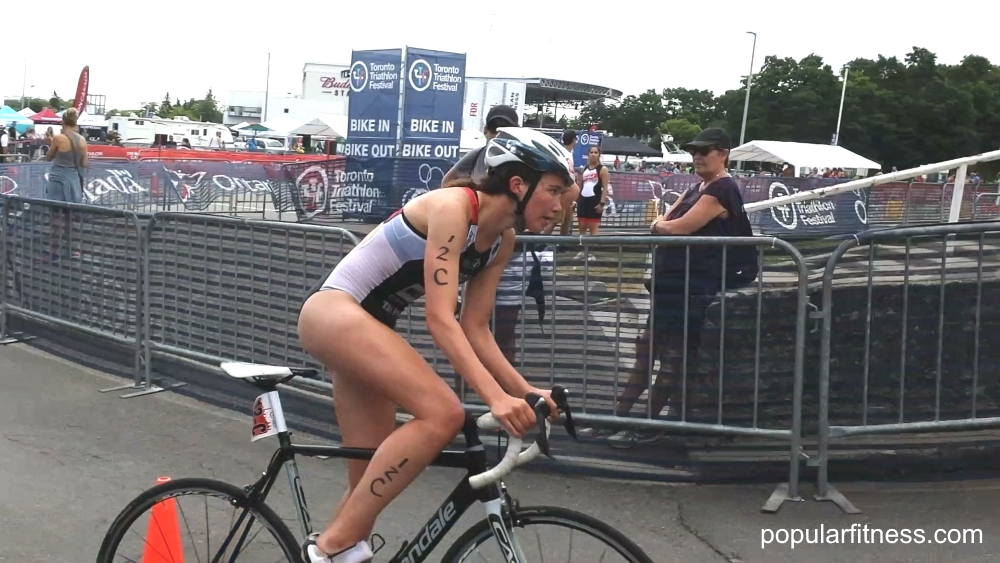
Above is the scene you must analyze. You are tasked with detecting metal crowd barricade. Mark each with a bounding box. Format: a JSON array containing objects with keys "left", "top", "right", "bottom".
[
  {"left": 394, "top": 233, "right": 810, "bottom": 511},
  {"left": 815, "top": 221, "right": 1000, "bottom": 514},
  {"left": 971, "top": 192, "right": 1000, "bottom": 221},
  {"left": 0, "top": 195, "right": 145, "bottom": 385},
  {"left": 139, "top": 213, "right": 359, "bottom": 394}
]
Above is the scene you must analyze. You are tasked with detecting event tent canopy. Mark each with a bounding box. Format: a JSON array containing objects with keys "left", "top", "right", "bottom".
[
  {"left": 728, "top": 140, "right": 881, "bottom": 175},
  {"left": 600, "top": 136, "right": 661, "bottom": 158},
  {"left": 0, "top": 106, "right": 34, "bottom": 133},
  {"left": 289, "top": 114, "right": 347, "bottom": 139},
  {"left": 57, "top": 109, "right": 108, "bottom": 128},
  {"left": 251, "top": 116, "right": 304, "bottom": 137},
  {"left": 461, "top": 128, "right": 487, "bottom": 152},
  {"left": 30, "top": 108, "right": 61, "bottom": 124},
  {"left": 17, "top": 107, "right": 36, "bottom": 118}
]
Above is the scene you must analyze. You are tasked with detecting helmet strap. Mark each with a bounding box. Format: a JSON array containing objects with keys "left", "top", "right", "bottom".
[{"left": 514, "top": 183, "right": 537, "bottom": 216}]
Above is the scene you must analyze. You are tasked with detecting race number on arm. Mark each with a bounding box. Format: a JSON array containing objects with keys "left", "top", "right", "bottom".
[{"left": 422, "top": 192, "right": 508, "bottom": 407}]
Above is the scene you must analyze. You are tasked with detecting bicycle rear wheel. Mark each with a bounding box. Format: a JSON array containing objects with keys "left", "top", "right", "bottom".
[
  {"left": 441, "top": 505, "right": 654, "bottom": 563},
  {"left": 96, "top": 477, "right": 301, "bottom": 563}
]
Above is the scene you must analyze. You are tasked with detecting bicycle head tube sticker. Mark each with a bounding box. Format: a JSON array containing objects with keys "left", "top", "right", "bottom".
[{"left": 250, "top": 394, "right": 279, "bottom": 442}]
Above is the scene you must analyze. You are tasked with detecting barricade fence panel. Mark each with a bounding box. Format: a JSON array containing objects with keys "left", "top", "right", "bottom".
[
  {"left": 0, "top": 196, "right": 143, "bottom": 345},
  {"left": 816, "top": 221, "right": 1000, "bottom": 513},
  {"left": 11, "top": 196, "right": 1000, "bottom": 495},
  {"left": 396, "top": 236, "right": 807, "bottom": 437},
  {"left": 143, "top": 214, "right": 358, "bottom": 378}
]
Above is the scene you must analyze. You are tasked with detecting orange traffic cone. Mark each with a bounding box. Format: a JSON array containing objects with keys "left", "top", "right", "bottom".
[{"left": 142, "top": 476, "right": 185, "bottom": 563}]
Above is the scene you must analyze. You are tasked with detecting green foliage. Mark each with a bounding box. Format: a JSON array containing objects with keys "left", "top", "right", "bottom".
[
  {"left": 108, "top": 90, "right": 223, "bottom": 123},
  {"left": 570, "top": 47, "right": 1000, "bottom": 171},
  {"left": 3, "top": 97, "right": 47, "bottom": 113},
  {"left": 659, "top": 118, "right": 702, "bottom": 147}
]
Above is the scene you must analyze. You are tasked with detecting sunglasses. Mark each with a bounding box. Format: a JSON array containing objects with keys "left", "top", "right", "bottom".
[{"left": 688, "top": 145, "right": 721, "bottom": 157}]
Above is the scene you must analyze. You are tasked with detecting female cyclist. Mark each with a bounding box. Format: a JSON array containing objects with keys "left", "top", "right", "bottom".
[{"left": 297, "top": 127, "right": 575, "bottom": 563}]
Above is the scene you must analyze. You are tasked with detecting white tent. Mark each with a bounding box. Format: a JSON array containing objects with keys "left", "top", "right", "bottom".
[
  {"left": 729, "top": 140, "right": 881, "bottom": 176},
  {"left": 56, "top": 109, "right": 108, "bottom": 128},
  {"left": 461, "top": 128, "right": 487, "bottom": 151},
  {"left": 289, "top": 114, "right": 347, "bottom": 138},
  {"left": 229, "top": 121, "right": 252, "bottom": 131},
  {"left": 17, "top": 107, "right": 36, "bottom": 118},
  {"left": 254, "top": 116, "right": 305, "bottom": 137}
]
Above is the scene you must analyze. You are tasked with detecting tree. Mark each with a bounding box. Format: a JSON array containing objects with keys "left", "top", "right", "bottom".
[
  {"left": 49, "top": 91, "right": 65, "bottom": 110},
  {"left": 2, "top": 98, "right": 45, "bottom": 112},
  {"left": 570, "top": 47, "right": 998, "bottom": 173},
  {"left": 109, "top": 90, "right": 224, "bottom": 123},
  {"left": 660, "top": 118, "right": 702, "bottom": 146}
]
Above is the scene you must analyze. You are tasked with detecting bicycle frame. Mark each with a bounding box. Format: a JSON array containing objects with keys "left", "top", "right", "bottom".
[{"left": 227, "top": 388, "right": 528, "bottom": 563}]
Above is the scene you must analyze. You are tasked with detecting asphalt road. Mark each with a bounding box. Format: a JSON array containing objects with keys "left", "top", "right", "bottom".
[{"left": 2, "top": 343, "right": 999, "bottom": 562}]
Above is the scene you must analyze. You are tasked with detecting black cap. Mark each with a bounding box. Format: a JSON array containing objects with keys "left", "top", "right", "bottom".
[
  {"left": 681, "top": 128, "right": 732, "bottom": 151},
  {"left": 485, "top": 104, "right": 519, "bottom": 128}
]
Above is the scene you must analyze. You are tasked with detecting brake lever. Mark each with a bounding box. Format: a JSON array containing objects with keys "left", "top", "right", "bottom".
[
  {"left": 525, "top": 392, "right": 553, "bottom": 459},
  {"left": 551, "top": 386, "right": 578, "bottom": 441}
]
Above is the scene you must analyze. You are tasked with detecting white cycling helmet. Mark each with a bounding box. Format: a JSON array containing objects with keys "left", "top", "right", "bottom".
[{"left": 484, "top": 127, "right": 575, "bottom": 214}]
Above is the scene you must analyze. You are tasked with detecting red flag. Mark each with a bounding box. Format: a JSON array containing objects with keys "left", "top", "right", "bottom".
[{"left": 73, "top": 66, "right": 90, "bottom": 114}]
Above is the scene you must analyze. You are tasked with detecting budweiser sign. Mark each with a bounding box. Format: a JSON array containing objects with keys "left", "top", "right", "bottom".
[{"left": 320, "top": 77, "right": 349, "bottom": 90}]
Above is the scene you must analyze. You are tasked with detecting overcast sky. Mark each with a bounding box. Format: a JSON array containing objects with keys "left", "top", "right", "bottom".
[{"left": 3, "top": 0, "right": 998, "bottom": 110}]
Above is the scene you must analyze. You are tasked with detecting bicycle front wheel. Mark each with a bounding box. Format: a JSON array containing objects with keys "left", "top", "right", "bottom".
[
  {"left": 441, "top": 505, "right": 654, "bottom": 563},
  {"left": 96, "top": 477, "right": 302, "bottom": 563}
]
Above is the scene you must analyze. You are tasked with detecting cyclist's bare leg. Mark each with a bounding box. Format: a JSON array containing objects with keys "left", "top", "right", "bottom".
[
  {"left": 326, "top": 371, "right": 398, "bottom": 533},
  {"left": 298, "top": 290, "right": 467, "bottom": 555}
]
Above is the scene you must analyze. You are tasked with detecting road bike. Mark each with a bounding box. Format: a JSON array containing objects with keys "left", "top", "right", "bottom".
[{"left": 96, "top": 362, "right": 655, "bottom": 563}]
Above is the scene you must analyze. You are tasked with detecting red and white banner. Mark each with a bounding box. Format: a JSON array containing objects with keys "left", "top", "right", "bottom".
[{"left": 73, "top": 66, "right": 90, "bottom": 114}]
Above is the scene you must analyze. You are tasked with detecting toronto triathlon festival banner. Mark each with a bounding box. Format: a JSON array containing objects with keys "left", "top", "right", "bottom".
[
  {"left": 400, "top": 47, "right": 466, "bottom": 162},
  {"left": 344, "top": 49, "right": 402, "bottom": 160},
  {"left": 755, "top": 179, "right": 870, "bottom": 236}
]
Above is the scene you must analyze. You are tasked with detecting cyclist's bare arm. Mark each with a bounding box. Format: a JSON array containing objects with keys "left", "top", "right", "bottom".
[
  {"left": 422, "top": 194, "right": 534, "bottom": 435},
  {"left": 459, "top": 230, "right": 533, "bottom": 397}
]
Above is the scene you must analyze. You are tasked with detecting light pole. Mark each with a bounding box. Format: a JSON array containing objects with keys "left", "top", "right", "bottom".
[
  {"left": 833, "top": 64, "right": 849, "bottom": 145},
  {"left": 262, "top": 52, "right": 271, "bottom": 123},
  {"left": 736, "top": 31, "right": 757, "bottom": 172}
]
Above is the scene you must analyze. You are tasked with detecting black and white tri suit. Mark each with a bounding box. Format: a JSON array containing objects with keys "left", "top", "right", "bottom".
[
  {"left": 577, "top": 164, "right": 605, "bottom": 222},
  {"left": 319, "top": 187, "right": 504, "bottom": 328}
]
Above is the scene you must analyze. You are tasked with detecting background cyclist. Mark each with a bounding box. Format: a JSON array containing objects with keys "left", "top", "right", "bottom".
[{"left": 297, "top": 128, "right": 573, "bottom": 563}]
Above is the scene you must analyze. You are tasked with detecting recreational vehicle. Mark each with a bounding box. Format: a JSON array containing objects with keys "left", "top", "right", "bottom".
[{"left": 107, "top": 115, "right": 234, "bottom": 148}]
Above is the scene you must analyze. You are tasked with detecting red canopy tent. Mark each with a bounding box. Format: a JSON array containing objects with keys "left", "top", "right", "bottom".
[{"left": 30, "top": 108, "right": 62, "bottom": 124}]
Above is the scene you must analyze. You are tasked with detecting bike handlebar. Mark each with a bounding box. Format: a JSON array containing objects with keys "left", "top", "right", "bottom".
[{"left": 467, "top": 386, "right": 576, "bottom": 490}]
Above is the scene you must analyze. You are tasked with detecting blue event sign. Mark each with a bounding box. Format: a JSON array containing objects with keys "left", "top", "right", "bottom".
[
  {"left": 755, "top": 179, "right": 870, "bottom": 236},
  {"left": 573, "top": 131, "right": 603, "bottom": 168},
  {"left": 344, "top": 49, "right": 402, "bottom": 159},
  {"left": 400, "top": 47, "right": 466, "bottom": 162},
  {"left": 541, "top": 130, "right": 603, "bottom": 169}
]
